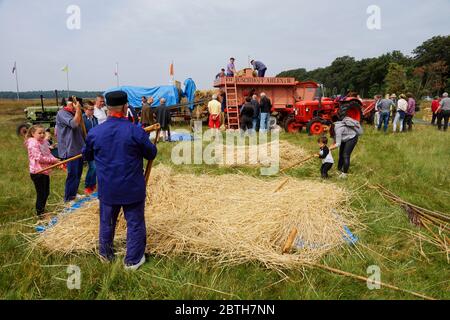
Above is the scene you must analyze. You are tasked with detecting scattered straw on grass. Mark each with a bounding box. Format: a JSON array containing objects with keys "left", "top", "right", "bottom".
[
  {"left": 34, "top": 166, "right": 359, "bottom": 270},
  {"left": 213, "top": 140, "right": 309, "bottom": 169}
]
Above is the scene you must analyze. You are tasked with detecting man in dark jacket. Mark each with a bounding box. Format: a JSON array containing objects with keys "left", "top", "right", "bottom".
[
  {"left": 259, "top": 93, "right": 272, "bottom": 131},
  {"left": 240, "top": 97, "right": 254, "bottom": 133},
  {"left": 251, "top": 94, "right": 260, "bottom": 132},
  {"left": 82, "top": 90, "right": 157, "bottom": 270},
  {"left": 155, "top": 98, "right": 172, "bottom": 141}
]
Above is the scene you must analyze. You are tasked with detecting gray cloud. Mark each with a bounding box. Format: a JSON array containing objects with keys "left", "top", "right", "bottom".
[{"left": 0, "top": 0, "right": 449, "bottom": 91}]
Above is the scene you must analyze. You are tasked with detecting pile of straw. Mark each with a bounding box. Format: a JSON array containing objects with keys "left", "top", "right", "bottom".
[
  {"left": 214, "top": 140, "right": 309, "bottom": 170},
  {"left": 35, "top": 166, "right": 357, "bottom": 270}
]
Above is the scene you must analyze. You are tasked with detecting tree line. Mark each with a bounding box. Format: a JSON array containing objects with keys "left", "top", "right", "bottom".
[
  {"left": 277, "top": 35, "right": 450, "bottom": 99},
  {"left": 0, "top": 91, "right": 102, "bottom": 100}
]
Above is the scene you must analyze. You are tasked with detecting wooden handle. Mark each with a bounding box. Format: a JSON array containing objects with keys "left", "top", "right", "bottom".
[
  {"left": 143, "top": 123, "right": 161, "bottom": 133},
  {"left": 280, "top": 155, "right": 316, "bottom": 174},
  {"left": 35, "top": 154, "right": 83, "bottom": 174},
  {"left": 144, "top": 128, "right": 161, "bottom": 185},
  {"left": 35, "top": 123, "right": 162, "bottom": 175},
  {"left": 282, "top": 228, "right": 298, "bottom": 254}
]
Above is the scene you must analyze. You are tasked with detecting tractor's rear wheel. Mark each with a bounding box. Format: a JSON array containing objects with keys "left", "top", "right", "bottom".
[
  {"left": 284, "top": 117, "right": 301, "bottom": 133},
  {"left": 339, "top": 100, "right": 363, "bottom": 122},
  {"left": 307, "top": 118, "right": 325, "bottom": 136},
  {"left": 17, "top": 123, "right": 30, "bottom": 137}
]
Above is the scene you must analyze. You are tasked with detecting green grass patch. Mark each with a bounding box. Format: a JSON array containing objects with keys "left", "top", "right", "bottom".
[{"left": 0, "top": 100, "right": 449, "bottom": 300}]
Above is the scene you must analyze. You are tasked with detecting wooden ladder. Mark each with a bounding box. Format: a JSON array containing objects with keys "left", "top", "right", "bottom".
[{"left": 225, "top": 78, "right": 240, "bottom": 130}]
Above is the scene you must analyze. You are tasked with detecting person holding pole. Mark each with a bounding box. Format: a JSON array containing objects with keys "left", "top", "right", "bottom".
[
  {"left": 56, "top": 96, "right": 85, "bottom": 202},
  {"left": 82, "top": 90, "right": 157, "bottom": 270},
  {"left": 25, "top": 125, "right": 60, "bottom": 218}
]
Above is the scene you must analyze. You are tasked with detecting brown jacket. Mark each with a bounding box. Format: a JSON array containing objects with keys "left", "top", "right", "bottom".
[{"left": 141, "top": 103, "right": 155, "bottom": 125}]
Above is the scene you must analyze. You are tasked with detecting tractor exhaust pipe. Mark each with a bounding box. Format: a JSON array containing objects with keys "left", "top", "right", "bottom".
[
  {"left": 40, "top": 95, "right": 45, "bottom": 114},
  {"left": 318, "top": 84, "right": 324, "bottom": 110}
]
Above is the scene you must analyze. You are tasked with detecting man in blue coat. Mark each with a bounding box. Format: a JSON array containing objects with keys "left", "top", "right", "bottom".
[
  {"left": 82, "top": 91, "right": 157, "bottom": 270},
  {"left": 251, "top": 60, "right": 267, "bottom": 77}
]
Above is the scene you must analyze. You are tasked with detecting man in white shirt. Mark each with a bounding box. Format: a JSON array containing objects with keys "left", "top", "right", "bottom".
[{"left": 93, "top": 95, "right": 108, "bottom": 124}]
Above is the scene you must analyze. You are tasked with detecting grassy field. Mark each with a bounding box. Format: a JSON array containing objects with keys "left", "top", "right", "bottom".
[{"left": 0, "top": 99, "right": 448, "bottom": 300}]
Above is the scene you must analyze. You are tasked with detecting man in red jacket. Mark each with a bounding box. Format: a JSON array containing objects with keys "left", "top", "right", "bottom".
[{"left": 431, "top": 96, "right": 441, "bottom": 125}]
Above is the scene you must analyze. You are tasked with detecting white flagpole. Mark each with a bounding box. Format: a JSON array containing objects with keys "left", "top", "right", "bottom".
[
  {"left": 66, "top": 65, "right": 70, "bottom": 98},
  {"left": 14, "top": 62, "right": 20, "bottom": 101}
]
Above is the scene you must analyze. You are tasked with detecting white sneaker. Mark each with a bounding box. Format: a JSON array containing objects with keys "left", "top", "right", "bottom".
[
  {"left": 124, "top": 255, "right": 146, "bottom": 271},
  {"left": 338, "top": 172, "right": 348, "bottom": 179},
  {"left": 75, "top": 194, "right": 85, "bottom": 200}
]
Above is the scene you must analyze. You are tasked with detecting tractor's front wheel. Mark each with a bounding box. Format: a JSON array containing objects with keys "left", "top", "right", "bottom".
[
  {"left": 17, "top": 123, "right": 30, "bottom": 137},
  {"left": 284, "top": 116, "right": 301, "bottom": 133},
  {"left": 307, "top": 118, "right": 325, "bottom": 136}
]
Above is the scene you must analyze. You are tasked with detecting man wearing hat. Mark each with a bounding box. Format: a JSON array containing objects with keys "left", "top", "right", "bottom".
[{"left": 82, "top": 90, "right": 157, "bottom": 270}]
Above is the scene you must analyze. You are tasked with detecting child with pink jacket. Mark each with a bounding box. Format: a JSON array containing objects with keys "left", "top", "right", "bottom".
[{"left": 25, "top": 125, "right": 59, "bottom": 217}]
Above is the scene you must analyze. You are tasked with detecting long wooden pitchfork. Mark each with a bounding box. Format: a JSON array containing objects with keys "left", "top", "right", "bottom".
[{"left": 144, "top": 127, "right": 161, "bottom": 185}]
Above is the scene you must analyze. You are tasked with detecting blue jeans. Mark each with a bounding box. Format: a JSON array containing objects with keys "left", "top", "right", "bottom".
[
  {"left": 393, "top": 110, "right": 405, "bottom": 132},
  {"left": 85, "top": 160, "right": 97, "bottom": 188},
  {"left": 65, "top": 158, "right": 83, "bottom": 202},
  {"left": 99, "top": 200, "right": 146, "bottom": 265},
  {"left": 260, "top": 113, "right": 270, "bottom": 131},
  {"left": 258, "top": 68, "right": 267, "bottom": 77},
  {"left": 252, "top": 117, "right": 260, "bottom": 131},
  {"left": 378, "top": 112, "right": 390, "bottom": 132}
]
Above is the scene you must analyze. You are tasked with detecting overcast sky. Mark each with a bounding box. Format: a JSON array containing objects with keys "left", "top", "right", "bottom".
[{"left": 0, "top": 0, "right": 449, "bottom": 91}]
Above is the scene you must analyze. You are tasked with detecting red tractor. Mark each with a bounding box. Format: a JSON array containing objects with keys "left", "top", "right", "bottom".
[{"left": 283, "top": 95, "right": 363, "bottom": 135}]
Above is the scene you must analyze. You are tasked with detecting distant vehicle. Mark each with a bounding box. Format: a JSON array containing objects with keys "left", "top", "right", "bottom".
[{"left": 16, "top": 94, "right": 60, "bottom": 137}]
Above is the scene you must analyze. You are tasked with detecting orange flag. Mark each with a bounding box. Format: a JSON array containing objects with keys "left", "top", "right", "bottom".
[{"left": 169, "top": 62, "right": 174, "bottom": 77}]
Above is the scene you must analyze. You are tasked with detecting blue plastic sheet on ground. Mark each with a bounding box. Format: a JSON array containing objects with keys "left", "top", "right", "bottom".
[
  {"left": 35, "top": 193, "right": 99, "bottom": 233},
  {"left": 294, "top": 225, "right": 358, "bottom": 250},
  {"left": 169, "top": 131, "right": 195, "bottom": 142},
  {"left": 343, "top": 226, "right": 359, "bottom": 245}
]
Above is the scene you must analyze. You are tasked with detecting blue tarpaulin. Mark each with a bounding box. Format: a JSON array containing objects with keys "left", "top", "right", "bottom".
[
  {"left": 104, "top": 85, "right": 179, "bottom": 108},
  {"left": 104, "top": 79, "right": 197, "bottom": 109},
  {"left": 184, "top": 78, "right": 197, "bottom": 110}
]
